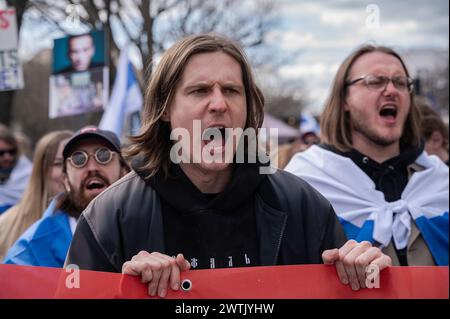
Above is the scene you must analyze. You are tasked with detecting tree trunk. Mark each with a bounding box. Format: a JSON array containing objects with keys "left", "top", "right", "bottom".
[
  {"left": 0, "top": 92, "right": 14, "bottom": 125},
  {"left": 142, "top": 0, "right": 153, "bottom": 77}
]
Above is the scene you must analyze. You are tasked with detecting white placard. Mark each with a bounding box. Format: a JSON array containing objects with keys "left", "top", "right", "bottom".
[
  {"left": 49, "top": 67, "right": 109, "bottom": 119},
  {"left": 0, "top": 8, "right": 24, "bottom": 91}
]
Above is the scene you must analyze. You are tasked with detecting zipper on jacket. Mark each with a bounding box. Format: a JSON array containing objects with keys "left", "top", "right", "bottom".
[{"left": 272, "top": 214, "right": 288, "bottom": 264}]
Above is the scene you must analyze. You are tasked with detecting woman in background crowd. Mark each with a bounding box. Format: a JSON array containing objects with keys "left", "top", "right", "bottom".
[{"left": 0, "top": 130, "right": 73, "bottom": 260}]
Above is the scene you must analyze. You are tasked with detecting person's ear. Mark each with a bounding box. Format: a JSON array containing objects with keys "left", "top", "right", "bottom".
[
  {"left": 161, "top": 108, "right": 171, "bottom": 122},
  {"left": 62, "top": 173, "right": 71, "bottom": 193},
  {"left": 430, "top": 131, "right": 444, "bottom": 148},
  {"left": 120, "top": 162, "right": 130, "bottom": 177},
  {"left": 344, "top": 99, "right": 351, "bottom": 112}
]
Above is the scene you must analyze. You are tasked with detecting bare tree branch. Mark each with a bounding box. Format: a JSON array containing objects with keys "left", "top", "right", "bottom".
[
  {"left": 116, "top": 15, "right": 138, "bottom": 45},
  {"left": 27, "top": 1, "right": 70, "bottom": 33},
  {"left": 3, "top": 0, "right": 295, "bottom": 138},
  {"left": 85, "top": 0, "right": 102, "bottom": 26},
  {"left": 156, "top": 0, "right": 184, "bottom": 15}
]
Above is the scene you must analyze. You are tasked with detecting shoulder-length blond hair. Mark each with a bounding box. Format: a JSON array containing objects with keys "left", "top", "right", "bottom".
[
  {"left": 0, "top": 130, "right": 73, "bottom": 260},
  {"left": 320, "top": 45, "right": 421, "bottom": 152},
  {"left": 127, "top": 33, "right": 265, "bottom": 178}
]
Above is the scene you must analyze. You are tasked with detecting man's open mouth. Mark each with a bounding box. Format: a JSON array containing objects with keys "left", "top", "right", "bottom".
[
  {"left": 379, "top": 105, "right": 398, "bottom": 121},
  {"left": 85, "top": 178, "right": 107, "bottom": 191},
  {"left": 202, "top": 126, "right": 227, "bottom": 148}
]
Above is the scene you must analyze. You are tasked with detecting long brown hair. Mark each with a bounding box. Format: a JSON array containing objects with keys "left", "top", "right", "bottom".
[
  {"left": 127, "top": 33, "right": 265, "bottom": 178},
  {"left": 0, "top": 130, "right": 73, "bottom": 260},
  {"left": 320, "top": 45, "right": 421, "bottom": 152}
]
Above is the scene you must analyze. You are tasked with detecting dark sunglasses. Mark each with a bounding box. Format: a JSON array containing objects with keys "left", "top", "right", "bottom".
[
  {"left": 67, "top": 148, "right": 116, "bottom": 168},
  {"left": 0, "top": 148, "right": 17, "bottom": 157}
]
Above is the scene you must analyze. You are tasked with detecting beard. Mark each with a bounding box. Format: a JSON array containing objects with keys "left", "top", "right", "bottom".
[
  {"left": 65, "top": 171, "right": 111, "bottom": 217},
  {"left": 350, "top": 111, "right": 401, "bottom": 147}
]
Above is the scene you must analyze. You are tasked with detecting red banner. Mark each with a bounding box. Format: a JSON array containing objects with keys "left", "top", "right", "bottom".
[{"left": 0, "top": 264, "right": 447, "bottom": 299}]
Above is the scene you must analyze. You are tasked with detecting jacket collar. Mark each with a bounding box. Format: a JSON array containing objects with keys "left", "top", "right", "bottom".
[{"left": 147, "top": 163, "right": 267, "bottom": 215}]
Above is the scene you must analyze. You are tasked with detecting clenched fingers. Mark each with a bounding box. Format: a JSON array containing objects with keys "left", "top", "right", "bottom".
[
  {"left": 354, "top": 246, "right": 383, "bottom": 288},
  {"left": 121, "top": 251, "right": 186, "bottom": 298},
  {"left": 341, "top": 241, "right": 372, "bottom": 290},
  {"left": 170, "top": 254, "right": 191, "bottom": 292},
  {"left": 333, "top": 241, "right": 392, "bottom": 291},
  {"left": 145, "top": 253, "right": 175, "bottom": 297},
  {"left": 322, "top": 248, "right": 348, "bottom": 285},
  {"left": 336, "top": 240, "right": 358, "bottom": 287}
]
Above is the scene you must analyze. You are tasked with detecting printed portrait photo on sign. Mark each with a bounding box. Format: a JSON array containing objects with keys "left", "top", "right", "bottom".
[
  {"left": 49, "top": 30, "right": 108, "bottom": 118},
  {"left": 52, "top": 30, "right": 106, "bottom": 74}
]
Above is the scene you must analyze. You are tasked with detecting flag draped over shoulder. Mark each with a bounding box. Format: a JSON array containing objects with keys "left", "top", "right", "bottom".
[
  {"left": 99, "top": 44, "right": 143, "bottom": 138},
  {"left": 0, "top": 156, "right": 32, "bottom": 213},
  {"left": 2, "top": 195, "right": 72, "bottom": 267},
  {"left": 285, "top": 145, "right": 449, "bottom": 265}
]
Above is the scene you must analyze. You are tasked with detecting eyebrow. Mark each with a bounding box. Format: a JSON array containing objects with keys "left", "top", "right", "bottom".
[{"left": 183, "top": 81, "right": 244, "bottom": 92}]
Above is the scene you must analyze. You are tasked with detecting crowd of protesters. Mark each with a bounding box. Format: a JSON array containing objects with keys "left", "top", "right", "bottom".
[{"left": 0, "top": 34, "right": 448, "bottom": 297}]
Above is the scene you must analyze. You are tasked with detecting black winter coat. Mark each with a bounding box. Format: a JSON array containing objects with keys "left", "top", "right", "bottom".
[{"left": 65, "top": 169, "right": 347, "bottom": 272}]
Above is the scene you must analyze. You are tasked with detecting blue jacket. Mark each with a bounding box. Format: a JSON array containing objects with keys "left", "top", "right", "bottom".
[{"left": 3, "top": 197, "right": 73, "bottom": 267}]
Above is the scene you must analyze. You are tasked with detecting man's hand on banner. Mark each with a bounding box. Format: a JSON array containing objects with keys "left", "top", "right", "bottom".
[
  {"left": 121, "top": 251, "right": 190, "bottom": 298},
  {"left": 322, "top": 240, "right": 392, "bottom": 291}
]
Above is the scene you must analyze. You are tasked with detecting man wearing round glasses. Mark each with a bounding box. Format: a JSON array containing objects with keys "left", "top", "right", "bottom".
[
  {"left": 61, "top": 127, "right": 127, "bottom": 214},
  {"left": 286, "top": 45, "right": 449, "bottom": 267},
  {"left": 3, "top": 126, "right": 129, "bottom": 267}
]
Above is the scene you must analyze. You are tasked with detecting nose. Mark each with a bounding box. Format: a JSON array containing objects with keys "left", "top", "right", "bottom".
[
  {"left": 85, "top": 155, "right": 101, "bottom": 171},
  {"left": 0, "top": 153, "right": 14, "bottom": 165},
  {"left": 2, "top": 152, "right": 13, "bottom": 160},
  {"left": 208, "top": 86, "right": 227, "bottom": 113},
  {"left": 383, "top": 79, "right": 400, "bottom": 96}
]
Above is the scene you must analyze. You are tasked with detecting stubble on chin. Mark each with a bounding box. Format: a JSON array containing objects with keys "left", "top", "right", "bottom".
[
  {"left": 66, "top": 181, "right": 96, "bottom": 216},
  {"left": 350, "top": 113, "right": 401, "bottom": 147}
]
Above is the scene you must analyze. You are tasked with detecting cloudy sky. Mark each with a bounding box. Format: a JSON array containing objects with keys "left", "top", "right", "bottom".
[{"left": 264, "top": 0, "right": 449, "bottom": 112}]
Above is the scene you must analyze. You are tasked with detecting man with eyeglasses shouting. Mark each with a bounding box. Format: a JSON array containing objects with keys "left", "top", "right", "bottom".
[
  {"left": 3, "top": 126, "right": 129, "bottom": 267},
  {"left": 0, "top": 125, "right": 32, "bottom": 214},
  {"left": 286, "top": 45, "right": 449, "bottom": 266}
]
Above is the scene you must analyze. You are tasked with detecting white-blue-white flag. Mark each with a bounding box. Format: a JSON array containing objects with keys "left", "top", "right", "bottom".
[
  {"left": 286, "top": 145, "right": 449, "bottom": 265},
  {"left": 299, "top": 112, "right": 320, "bottom": 136},
  {"left": 99, "top": 44, "right": 143, "bottom": 138}
]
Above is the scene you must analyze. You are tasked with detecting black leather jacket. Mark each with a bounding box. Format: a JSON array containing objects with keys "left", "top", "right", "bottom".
[{"left": 65, "top": 169, "right": 347, "bottom": 272}]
